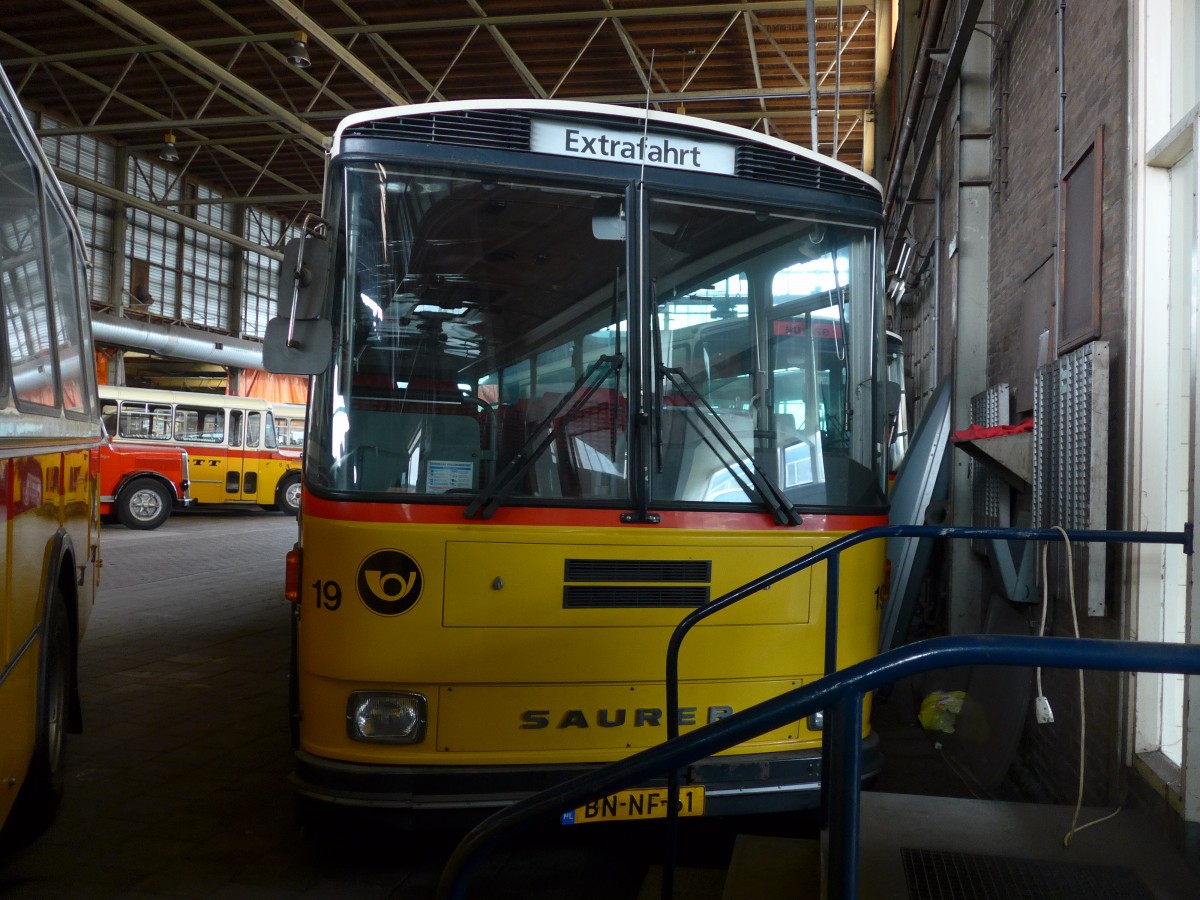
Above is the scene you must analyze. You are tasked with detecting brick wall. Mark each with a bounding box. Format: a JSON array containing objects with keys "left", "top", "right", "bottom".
[
  {"left": 895, "top": 0, "right": 1131, "bottom": 807},
  {"left": 987, "top": 0, "right": 1128, "bottom": 807}
]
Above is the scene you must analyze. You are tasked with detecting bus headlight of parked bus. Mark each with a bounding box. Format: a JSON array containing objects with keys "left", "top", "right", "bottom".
[{"left": 347, "top": 692, "right": 427, "bottom": 743}]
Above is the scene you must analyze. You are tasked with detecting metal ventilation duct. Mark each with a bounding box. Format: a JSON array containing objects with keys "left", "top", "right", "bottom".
[{"left": 91, "top": 313, "right": 264, "bottom": 371}]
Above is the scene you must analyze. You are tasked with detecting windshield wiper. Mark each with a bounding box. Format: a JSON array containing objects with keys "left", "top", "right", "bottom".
[
  {"left": 658, "top": 365, "right": 802, "bottom": 526},
  {"left": 464, "top": 353, "right": 624, "bottom": 520}
]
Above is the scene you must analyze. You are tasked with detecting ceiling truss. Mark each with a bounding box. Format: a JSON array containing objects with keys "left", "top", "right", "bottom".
[{"left": 1, "top": 1, "right": 884, "bottom": 226}]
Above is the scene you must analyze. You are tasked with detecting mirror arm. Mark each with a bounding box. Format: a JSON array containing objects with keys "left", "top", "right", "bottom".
[{"left": 288, "top": 214, "right": 329, "bottom": 347}]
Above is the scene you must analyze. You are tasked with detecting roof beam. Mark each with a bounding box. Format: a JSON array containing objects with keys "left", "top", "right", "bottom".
[
  {"left": 89, "top": 0, "right": 329, "bottom": 149},
  {"left": 265, "top": 0, "right": 409, "bottom": 108},
  {"left": 467, "top": 0, "right": 548, "bottom": 99},
  {"left": 54, "top": 168, "right": 284, "bottom": 259},
  {"left": 330, "top": 0, "right": 443, "bottom": 102}
]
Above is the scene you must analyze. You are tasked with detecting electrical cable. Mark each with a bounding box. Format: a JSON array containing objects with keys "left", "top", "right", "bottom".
[{"left": 1042, "top": 525, "right": 1123, "bottom": 847}]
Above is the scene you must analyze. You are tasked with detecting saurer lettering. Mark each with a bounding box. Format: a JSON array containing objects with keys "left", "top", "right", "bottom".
[{"left": 520, "top": 705, "right": 734, "bottom": 729}]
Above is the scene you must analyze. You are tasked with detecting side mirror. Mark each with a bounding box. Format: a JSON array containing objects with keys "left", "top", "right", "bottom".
[
  {"left": 592, "top": 197, "right": 626, "bottom": 241},
  {"left": 268, "top": 225, "right": 333, "bottom": 375},
  {"left": 264, "top": 317, "right": 333, "bottom": 375},
  {"left": 278, "top": 233, "right": 331, "bottom": 320}
]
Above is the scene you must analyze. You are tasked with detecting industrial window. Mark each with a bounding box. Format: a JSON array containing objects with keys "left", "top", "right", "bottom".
[
  {"left": 181, "top": 183, "right": 232, "bottom": 331},
  {"left": 38, "top": 114, "right": 118, "bottom": 311},
  {"left": 126, "top": 157, "right": 183, "bottom": 319},
  {"left": 243, "top": 210, "right": 297, "bottom": 340}
]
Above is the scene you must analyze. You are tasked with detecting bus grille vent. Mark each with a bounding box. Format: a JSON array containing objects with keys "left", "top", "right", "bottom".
[
  {"left": 564, "top": 559, "right": 711, "bottom": 583},
  {"left": 344, "top": 110, "right": 532, "bottom": 151},
  {"left": 735, "top": 146, "right": 879, "bottom": 201},
  {"left": 563, "top": 585, "right": 710, "bottom": 609}
]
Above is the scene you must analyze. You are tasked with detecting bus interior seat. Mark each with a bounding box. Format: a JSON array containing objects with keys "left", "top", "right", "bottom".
[
  {"left": 555, "top": 388, "right": 627, "bottom": 497},
  {"left": 657, "top": 406, "right": 755, "bottom": 502}
]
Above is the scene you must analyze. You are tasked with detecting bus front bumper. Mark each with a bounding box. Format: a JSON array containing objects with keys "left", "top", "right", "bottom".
[{"left": 291, "top": 732, "right": 881, "bottom": 818}]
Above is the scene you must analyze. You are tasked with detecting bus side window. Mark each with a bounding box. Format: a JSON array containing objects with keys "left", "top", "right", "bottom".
[
  {"left": 229, "top": 410, "right": 243, "bottom": 448},
  {"left": 101, "top": 401, "right": 117, "bottom": 437},
  {"left": 0, "top": 131, "right": 56, "bottom": 410},
  {"left": 246, "top": 411, "right": 261, "bottom": 448}
]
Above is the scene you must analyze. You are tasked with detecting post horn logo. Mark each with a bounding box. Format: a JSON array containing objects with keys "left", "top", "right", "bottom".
[{"left": 356, "top": 550, "right": 423, "bottom": 616}]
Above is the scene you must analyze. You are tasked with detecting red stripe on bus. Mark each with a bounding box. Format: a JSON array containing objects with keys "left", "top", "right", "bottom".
[{"left": 301, "top": 493, "right": 885, "bottom": 532}]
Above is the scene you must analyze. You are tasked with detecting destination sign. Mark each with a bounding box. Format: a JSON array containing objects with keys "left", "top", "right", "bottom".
[{"left": 530, "top": 119, "right": 736, "bottom": 176}]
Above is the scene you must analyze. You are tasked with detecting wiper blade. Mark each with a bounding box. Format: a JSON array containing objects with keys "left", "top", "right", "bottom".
[
  {"left": 464, "top": 354, "right": 624, "bottom": 520},
  {"left": 658, "top": 365, "right": 801, "bottom": 526}
]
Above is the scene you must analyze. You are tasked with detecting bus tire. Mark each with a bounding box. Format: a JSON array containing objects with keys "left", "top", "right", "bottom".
[
  {"left": 117, "top": 478, "right": 171, "bottom": 530},
  {"left": 278, "top": 474, "right": 301, "bottom": 517},
  {"left": 3, "top": 585, "right": 71, "bottom": 846}
]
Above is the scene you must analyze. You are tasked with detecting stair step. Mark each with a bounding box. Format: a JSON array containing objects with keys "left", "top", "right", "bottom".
[
  {"left": 721, "top": 835, "right": 822, "bottom": 900},
  {"left": 636, "top": 864, "right": 726, "bottom": 900},
  {"left": 636, "top": 835, "right": 822, "bottom": 900}
]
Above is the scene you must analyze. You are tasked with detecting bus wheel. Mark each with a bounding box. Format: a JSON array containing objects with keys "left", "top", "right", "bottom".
[
  {"left": 3, "top": 586, "right": 71, "bottom": 845},
  {"left": 118, "top": 478, "right": 171, "bottom": 530},
  {"left": 278, "top": 474, "right": 301, "bottom": 516}
]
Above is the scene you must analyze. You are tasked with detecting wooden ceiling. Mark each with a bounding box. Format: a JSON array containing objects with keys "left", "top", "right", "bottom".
[{"left": 0, "top": 1, "right": 883, "bottom": 228}]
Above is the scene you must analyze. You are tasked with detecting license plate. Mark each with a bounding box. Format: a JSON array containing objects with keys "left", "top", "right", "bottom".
[{"left": 560, "top": 786, "right": 705, "bottom": 825}]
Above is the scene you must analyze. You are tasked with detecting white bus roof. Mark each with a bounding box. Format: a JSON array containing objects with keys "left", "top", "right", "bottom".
[
  {"left": 99, "top": 385, "right": 275, "bottom": 411},
  {"left": 331, "top": 99, "right": 881, "bottom": 196}
]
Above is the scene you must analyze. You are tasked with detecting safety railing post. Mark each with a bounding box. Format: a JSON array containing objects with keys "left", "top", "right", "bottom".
[{"left": 824, "top": 690, "right": 864, "bottom": 900}]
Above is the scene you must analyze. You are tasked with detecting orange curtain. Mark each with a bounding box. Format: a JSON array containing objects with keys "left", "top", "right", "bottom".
[{"left": 237, "top": 370, "right": 308, "bottom": 404}]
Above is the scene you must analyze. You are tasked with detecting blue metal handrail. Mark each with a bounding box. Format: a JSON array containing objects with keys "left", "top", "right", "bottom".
[
  {"left": 432, "top": 525, "right": 1190, "bottom": 897},
  {"left": 656, "top": 524, "right": 1190, "bottom": 896},
  {"left": 436, "top": 633, "right": 1200, "bottom": 900},
  {"left": 665, "top": 525, "right": 1193, "bottom": 746}
]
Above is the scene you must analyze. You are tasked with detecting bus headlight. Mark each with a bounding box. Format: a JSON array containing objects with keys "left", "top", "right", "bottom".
[{"left": 347, "top": 691, "right": 427, "bottom": 743}]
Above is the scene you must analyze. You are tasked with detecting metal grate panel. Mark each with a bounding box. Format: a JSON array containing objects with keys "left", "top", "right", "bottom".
[
  {"left": 735, "top": 145, "right": 880, "bottom": 201},
  {"left": 563, "top": 585, "right": 709, "bottom": 609},
  {"left": 1033, "top": 341, "right": 1110, "bottom": 615},
  {"left": 564, "top": 559, "right": 711, "bottom": 583},
  {"left": 344, "top": 110, "right": 533, "bottom": 151},
  {"left": 969, "top": 384, "right": 1011, "bottom": 552},
  {"left": 902, "top": 848, "right": 1154, "bottom": 900}
]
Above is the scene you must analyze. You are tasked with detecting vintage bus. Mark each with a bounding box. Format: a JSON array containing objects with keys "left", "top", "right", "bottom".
[
  {"left": 97, "top": 428, "right": 192, "bottom": 530},
  {"left": 0, "top": 65, "right": 102, "bottom": 841},
  {"left": 97, "top": 386, "right": 302, "bottom": 516},
  {"left": 265, "top": 100, "right": 894, "bottom": 821},
  {"left": 271, "top": 402, "right": 306, "bottom": 459}
]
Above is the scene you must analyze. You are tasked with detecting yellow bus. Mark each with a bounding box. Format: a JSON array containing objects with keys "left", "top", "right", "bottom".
[
  {"left": 0, "top": 64, "right": 102, "bottom": 841},
  {"left": 265, "top": 100, "right": 893, "bottom": 821},
  {"left": 271, "top": 402, "right": 306, "bottom": 458},
  {"left": 97, "top": 386, "right": 302, "bottom": 516}
]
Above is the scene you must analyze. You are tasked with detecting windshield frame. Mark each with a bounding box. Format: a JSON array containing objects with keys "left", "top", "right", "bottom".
[{"left": 304, "top": 146, "right": 887, "bottom": 517}]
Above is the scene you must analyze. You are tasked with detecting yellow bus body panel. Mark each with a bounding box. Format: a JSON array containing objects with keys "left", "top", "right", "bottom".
[
  {"left": 0, "top": 447, "right": 99, "bottom": 827},
  {"left": 296, "top": 512, "right": 884, "bottom": 767}
]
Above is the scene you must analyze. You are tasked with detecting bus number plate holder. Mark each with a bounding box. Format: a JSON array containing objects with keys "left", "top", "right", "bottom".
[{"left": 560, "top": 786, "right": 705, "bottom": 824}]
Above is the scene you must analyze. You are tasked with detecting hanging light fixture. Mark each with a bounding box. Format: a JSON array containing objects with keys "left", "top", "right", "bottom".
[
  {"left": 287, "top": 31, "right": 312, "bottom": 69},
  {"left": 159, "top": 132, "right": 180, "bottom": 163}
]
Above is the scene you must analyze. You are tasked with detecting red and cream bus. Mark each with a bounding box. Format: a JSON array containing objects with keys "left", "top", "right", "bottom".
[
  {"left": 97, "top": 428, "right": 192, "bottom": 530},
  {"left": 0, "top": 63, "right": 102, "bottom": 842},
  {"left": 98, "top": 386, "right": 301, "bottom": 516}
]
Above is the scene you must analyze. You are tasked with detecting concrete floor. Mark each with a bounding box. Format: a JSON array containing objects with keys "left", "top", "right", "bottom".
[{"left": 1, "top": 509, "right": 1198, "bottom": 898}]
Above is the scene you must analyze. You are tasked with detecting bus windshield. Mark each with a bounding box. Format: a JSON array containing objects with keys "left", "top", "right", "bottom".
[{"left": 309, "top": 162, "right": 885, "bottom": 512}]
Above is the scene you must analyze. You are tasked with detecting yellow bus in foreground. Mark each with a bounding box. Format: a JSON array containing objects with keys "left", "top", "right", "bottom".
[
  {"left": 0, "top": 64, "right": 102, "bottom": 842},
  {"left": 98, "top": 386, "right": 302, "bottom": 516},
  {"left": 266, "top": 100, "right": 892, "bottom": 821}
]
